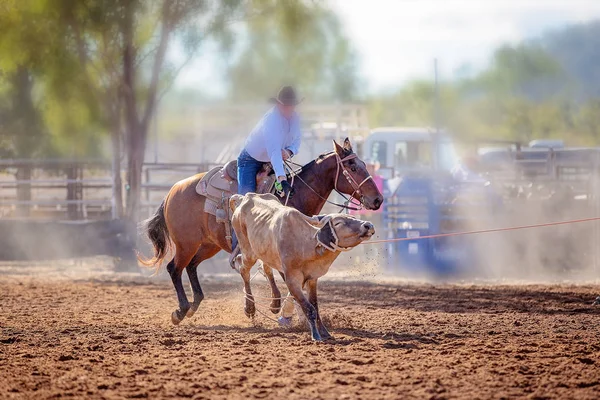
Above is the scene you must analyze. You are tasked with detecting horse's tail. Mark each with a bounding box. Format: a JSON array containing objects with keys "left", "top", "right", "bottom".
[{"left": 137, "top": 200, "right": 171, "bottom": 271}]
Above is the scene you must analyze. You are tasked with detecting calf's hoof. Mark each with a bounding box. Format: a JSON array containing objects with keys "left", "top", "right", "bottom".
[
  {"left": 244, "top": 304, "right": 256, "bottom": 319},
  {"left": 270, "top": 299, "right": 281, "bottom": 314},
  {"left": 277, "top": 316, "right": 292, "bottom": 328},
  {"left": 319, "top": 326, "right": 332, "bottom": 340}
]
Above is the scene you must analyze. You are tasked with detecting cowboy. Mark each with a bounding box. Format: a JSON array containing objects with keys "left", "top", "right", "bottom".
[{"left": 229, "top": 85, "right": 302, "bottom": 267}]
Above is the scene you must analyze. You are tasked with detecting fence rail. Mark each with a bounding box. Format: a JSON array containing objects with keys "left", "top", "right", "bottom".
[{"left": 0, "top": 160, "right": 217, "bottom": 221}]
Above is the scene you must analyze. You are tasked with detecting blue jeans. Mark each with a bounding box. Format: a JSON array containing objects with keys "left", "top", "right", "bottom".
[
  {"left": 231, "top": 149, "right": 266, "bottom": 252},
  {"left": 237, "top": 149, "right": 265, "bottom": 195}
]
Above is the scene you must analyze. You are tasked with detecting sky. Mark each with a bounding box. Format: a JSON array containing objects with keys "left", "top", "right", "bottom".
[{"left": 176, "top": 0, "right": 600, "bottom": 95}]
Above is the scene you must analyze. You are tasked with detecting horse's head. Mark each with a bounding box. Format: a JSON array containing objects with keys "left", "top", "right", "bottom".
[{"left": 332, "top": 138, "right": 384, "bottom": 210}]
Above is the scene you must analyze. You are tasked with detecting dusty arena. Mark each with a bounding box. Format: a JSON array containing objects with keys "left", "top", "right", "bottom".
[{"left": 1, "top": 259, "right": 599, "bottom": 399}]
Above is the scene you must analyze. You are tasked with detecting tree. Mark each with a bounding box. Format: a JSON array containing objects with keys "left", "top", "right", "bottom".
[
  {"left": 226, "top": 4, "right": 360, "bottom": 102},
  {"left": 1, "top": 0, "right": 320, "bottom": 221},
  {"left": 475, "top": 43, "right": 567, "bottom": 102},
  {"left": 540, "top": 21, "right": 600, "bottom": 100},
  {"left": 366, "top": 37, "right": 587, "bottom": 143}
]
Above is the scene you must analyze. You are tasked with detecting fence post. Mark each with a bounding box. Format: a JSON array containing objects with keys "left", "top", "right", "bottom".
[
  {"left": 145, "top": 168, "right": 151, "bottom": 202},
  {"left": 15, "top": 165, "right": 32, "bottom": 218},
  {"left": 66, "top": 164, "right": 79, "bottom": 220}
]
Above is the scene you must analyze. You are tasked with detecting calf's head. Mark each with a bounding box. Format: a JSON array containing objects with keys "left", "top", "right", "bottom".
[{"left": 316, "top": 214, "right": 375, "bottom": 252}]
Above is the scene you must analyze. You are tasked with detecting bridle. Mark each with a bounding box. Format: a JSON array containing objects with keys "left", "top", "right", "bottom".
[
  {"left": 284, "top": 151, "right": 373, "bottom": 212},
  {"left": 314, "top": 215, "right": 353, "bottom": 253},
  {"left": 334, "top": 152, "right": 374, "bottom": 208}
]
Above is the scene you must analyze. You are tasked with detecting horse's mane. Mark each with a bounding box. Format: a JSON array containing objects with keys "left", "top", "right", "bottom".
[
  {"left": 301, "top": 148, "right": 353, "bottom": 170},
  {"left": 286, "top": 148, "right": 354, "bottom": 180},
  {"left": 303, "top": 151, "right": 334, "bottom": 169}
]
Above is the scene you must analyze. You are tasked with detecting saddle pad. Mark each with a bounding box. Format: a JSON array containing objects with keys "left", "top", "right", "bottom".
[{"left": 203, "top": 198, "right": 219, "bottom": 217}]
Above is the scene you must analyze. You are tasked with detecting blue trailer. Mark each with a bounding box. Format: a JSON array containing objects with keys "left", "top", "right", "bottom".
[
  {"left": 369, "top": 130, "right": 600, "bottom": 276},
  {"left": 364, "top": 128, "right": 500, "bottom": 275}
]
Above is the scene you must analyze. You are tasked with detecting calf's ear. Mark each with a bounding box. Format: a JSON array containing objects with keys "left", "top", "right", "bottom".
[
  {"left": 317, "top": 222, "right": 336, "bottom": 248},
  {"left": 301, "top": 214, "right": 329, "bottom": 227}
]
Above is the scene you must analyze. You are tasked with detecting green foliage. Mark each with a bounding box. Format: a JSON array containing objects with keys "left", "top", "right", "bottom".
[
  {"left": 540, "top": 21, "right": 600, "bottom": 99},
  {"left": 368, "top": 20, "right": 600, "bottom": 146},
  {"left": 0, "top": 0, "right": 327, "bottom": 161},
  {"left": 226, "top": 2, "right": 360, "bottom": 102},
  {"left": 0, "top": 0, "right": 106, "bottom": 158},
  {"left": 0, "top": 0, "right": 326, "bottom": 218}
]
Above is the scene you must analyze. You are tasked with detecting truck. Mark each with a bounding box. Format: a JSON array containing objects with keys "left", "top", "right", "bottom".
[{"left": 363, "top": 127, "right": 500, "bottom": 275}]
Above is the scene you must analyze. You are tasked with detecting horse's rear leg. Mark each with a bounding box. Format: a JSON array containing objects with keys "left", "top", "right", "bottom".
[
  {"left": 186, "top": 244, "right": 220, "bottom": 318},
  {"left": 168, "top": 247, "right": 197, "bottom": 325}
]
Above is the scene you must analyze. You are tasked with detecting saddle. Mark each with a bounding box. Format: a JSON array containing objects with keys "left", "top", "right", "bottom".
[{"left": 196, "top": 160, "right": 276, "bottom": 247}]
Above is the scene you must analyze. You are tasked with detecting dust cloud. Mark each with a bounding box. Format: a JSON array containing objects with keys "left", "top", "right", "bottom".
[{"left": 333, "top": 161, "right": 600, "bottom": 285}]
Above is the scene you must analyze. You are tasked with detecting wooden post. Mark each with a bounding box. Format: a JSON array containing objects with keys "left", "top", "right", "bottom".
[
  {"left": 15, "top": 166, "right": 31, "bottom": 218},
  {"left": 145, "top": 168, "right": 151, "bottom": 202},
  {"left": 66, "top": 164, "right": 78, "bottom": 220}
]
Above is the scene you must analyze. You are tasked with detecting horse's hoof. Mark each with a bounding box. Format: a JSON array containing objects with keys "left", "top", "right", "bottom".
[
  {"left": 186, "top": 306, "right": 199, "bottom": 318},
  {"left": 311, "top": 334, "right": 323, "bottom": 342},
  {"left": 171, "top": 311, "right": 183, "bottom": 325}
]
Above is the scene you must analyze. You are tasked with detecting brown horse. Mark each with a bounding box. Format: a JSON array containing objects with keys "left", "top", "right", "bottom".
[{"left": 139, "top": 138, "right": 383, "bottom": 325}]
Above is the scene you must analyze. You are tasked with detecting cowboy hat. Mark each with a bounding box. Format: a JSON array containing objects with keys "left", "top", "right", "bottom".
[{"left": 269, "top": 85, "right": 303, "bottom": 106}]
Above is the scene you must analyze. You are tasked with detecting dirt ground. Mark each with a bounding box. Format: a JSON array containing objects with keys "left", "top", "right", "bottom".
[{"left": 1, "top": 261, "right": 600, "bottom": 399}]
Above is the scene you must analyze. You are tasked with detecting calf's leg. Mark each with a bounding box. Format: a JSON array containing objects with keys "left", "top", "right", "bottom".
[
  {"left": 239, "top": 254, "right": 257, "bottom": 318},
  {"left": 285, "top": 270, "right": 321, "bottom": 341},
  {"left": 262, "top": 264, "right": 282, "bottom": 313},
  {"left": 306, "top": 279, "right": 331, "bottom": 340}
]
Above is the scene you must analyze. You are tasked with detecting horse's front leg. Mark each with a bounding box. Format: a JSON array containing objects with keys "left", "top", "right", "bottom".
[
  {"left": 262, "top": 264, "right": 282, "bottom": 314},
  {"left": 306, "top": 278, "right": 332, "bottom": 340}
]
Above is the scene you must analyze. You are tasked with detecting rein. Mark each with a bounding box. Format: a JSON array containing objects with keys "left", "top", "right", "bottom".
[{"left": 284, "top": 152, "right": 370, "bottom": 212}]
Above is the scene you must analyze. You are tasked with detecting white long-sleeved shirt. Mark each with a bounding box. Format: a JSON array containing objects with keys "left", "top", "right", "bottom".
[{"left": 244, "top": 107, "right": 302, "bottom": 178}]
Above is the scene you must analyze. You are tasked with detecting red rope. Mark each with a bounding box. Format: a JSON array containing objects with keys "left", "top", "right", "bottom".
[{"left": 364, "top": 216, "right": 600, "bottom": 245}]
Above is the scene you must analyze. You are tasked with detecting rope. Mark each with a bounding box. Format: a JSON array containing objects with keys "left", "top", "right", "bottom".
[
  {"left": 242, "top": 293, "right": 282, "bottom": 324},
  {"left": 238, "top": 215, "right": 600, "bottom": 323},
  {"left": 364, "top": 216, "right": 600, "bottom": 245},
  {"left": 243, "top": 264, "right": 292, "bottom": 323}
]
